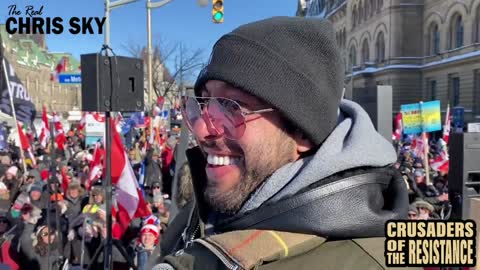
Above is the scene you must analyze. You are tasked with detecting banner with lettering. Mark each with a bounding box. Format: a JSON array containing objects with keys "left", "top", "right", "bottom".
[
  {"left": 400, "top": 101, "right": 441, "bottom": 135},
  {"left": 0, "top": 55, "right": 36, "bottom": 124}
]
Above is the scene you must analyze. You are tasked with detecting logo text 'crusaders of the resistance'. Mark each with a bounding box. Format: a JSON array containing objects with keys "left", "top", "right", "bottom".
[{"left": 385, "top": 220, "right": 476, "bottom": 267}]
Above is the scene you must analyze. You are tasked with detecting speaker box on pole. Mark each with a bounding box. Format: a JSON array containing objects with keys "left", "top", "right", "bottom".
[
  {"left": 81, "top": 54, "right": 144, "bottom": 112},
  {"left": 448, "top": 132, "right": 480, "bottom": 219}
]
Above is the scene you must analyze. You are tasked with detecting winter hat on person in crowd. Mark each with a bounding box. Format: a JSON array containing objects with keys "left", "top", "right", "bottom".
[
  {"left": 194, "top": 16, "right": 344, "bottom": 146},
  {"left": 68, "top": 180, "right": 83, "bottom": 191},
  {"left": 40, "top": 169, "right": 49, "bottom": 181},
  {"left": 414, "top": 169, "right": 425, "bottom": 177},
  {"left": 140, "top": 224, "right": 160, "bottom": 239},
  {"left": 6, "top": 166, "right": 18, "bottom": 176},
  {"left": 153, "top": 193, "right": 164, "bottom": 204},
  {"left": 29, "top": 181, "right": 43, "bottom": 193},
  {"left": 412, "top": 200, "right": 434, "bottom": 213}
]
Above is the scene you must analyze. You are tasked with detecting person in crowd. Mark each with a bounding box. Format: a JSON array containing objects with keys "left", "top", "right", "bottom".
[
  {"left": 150, "top": 194, "right": 169, "bottom": 230},
  {"left": 155, "top": 16, "right": 410, "bottom": 269},
  {"left": 412, "top": 200, "right": 435, "bottom": 220},
  {"left": 134, "top": 223, "right": 161, "bottom": 270},
  {"left": 160, "top": 136, "right": 176, "bottom": 197},
  {"left": 144, "top": 147, "right": 163, "bottom": 189},
  {"left": 407, "top": 205, "right": 419, "bottom": 220},
  {"left": 82, "top": 184, "right": 104, "bottom": 214},
  {"left": 64, "top": 181, "right": 87, "bottom": 224}
]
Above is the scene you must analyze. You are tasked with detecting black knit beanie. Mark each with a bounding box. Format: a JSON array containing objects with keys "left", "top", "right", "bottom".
[{"left": 194, "top": 16, "right": 345, "bottom": 146}]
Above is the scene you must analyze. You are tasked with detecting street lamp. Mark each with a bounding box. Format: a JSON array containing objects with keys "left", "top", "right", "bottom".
[
  {"left": 104, "top": 0, "right": 141, "bottom": 46},
  {"left": 147, "top": 0, "right": 175, "bottom": 120}
]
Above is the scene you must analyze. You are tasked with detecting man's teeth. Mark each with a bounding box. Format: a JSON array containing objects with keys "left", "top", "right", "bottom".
[{"left": 207, "top": 154, "right": 241, "bottom": 166}]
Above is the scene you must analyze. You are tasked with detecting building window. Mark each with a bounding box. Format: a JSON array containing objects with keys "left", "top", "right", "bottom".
[
  {"left": 429, "top": 79, "right": 437, "bottom": 100},
  {"left": 474, "top": 69, "right": 480, "bottom": 115},
  {"left": 428, "top": 23, "right": 440, "bottom": 55},
  {"left": 377, "top": 0, "right": 383, "bottom": 12},
  {"left": 370, "top": 0, "right": 376, "bottom": 16},
  {"left": 449, "top": 76, "right": 461, "bottom": 106},
  {"left": 350, "top": 45, "right": 357, "bottom": 67},
  {"left": 450, "top": 14, "right": 464, "bottom": 49},
  {"left": 365, "top": 0, "right": 370, "bottom": 18},
  {"left": 376, "top": 31, "right": 385, "bottom": 62},
  {"left": 362, "top": 39, "right": 369, "bottom": 64},
  {"left": 359, "top": 5, "right": 364, "bottom": 23},
  {"left": 476, "top": 6, "right": 480, "bottom": 42},
  {"left": 352, "top": 7, "right": 358, "bottom": 28}
]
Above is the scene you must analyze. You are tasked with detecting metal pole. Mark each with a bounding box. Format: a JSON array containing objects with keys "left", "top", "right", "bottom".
[
  {"left": 147, "top": 0, "right": 153, "bottom": 118},
  {"left": 105, "top": 0, "right": 110, "bottom": 46},
  {"left": 2, "top": 59, "right": 27, "bottom": 173},
  {"left": 104, "top": 114, "right": 112, "bottom": 270}
]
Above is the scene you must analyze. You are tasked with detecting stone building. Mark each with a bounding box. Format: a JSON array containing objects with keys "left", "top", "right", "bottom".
[
  {"left": 297, "top": 0, "right": 480, "bottom": 123},
  {"left": 1, "top": 25, "right": 81, "bottom": 114}
]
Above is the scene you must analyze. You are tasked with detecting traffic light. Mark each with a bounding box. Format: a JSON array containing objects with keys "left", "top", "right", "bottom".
[{"left": 212, "top": 0, "right": 224, "bottom": 23}]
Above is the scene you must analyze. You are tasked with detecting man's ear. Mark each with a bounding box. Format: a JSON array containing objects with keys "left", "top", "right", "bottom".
[{"left": 293, "top": 130, "right": 314, "bottom": 154}]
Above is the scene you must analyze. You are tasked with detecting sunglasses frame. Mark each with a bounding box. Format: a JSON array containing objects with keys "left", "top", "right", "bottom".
[{"left": 182, "top": 96, "right": 275, "bottom": 139}]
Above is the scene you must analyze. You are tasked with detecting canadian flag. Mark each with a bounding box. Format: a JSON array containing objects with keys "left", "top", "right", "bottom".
[
  {"left": 109, "top": 119, "right": 151, "bottom": 235},
  {"left": 52, "top": 112, "right": 66, "bottom": 151},
  {"left": 411, "top": 134, "right": 428, "bottom": 160},
  {"left": 430, "top": 148, "right": 449, "bottom": 174},
  {"left": 16, "top": 121, "right": 36, "bottom": 166},
  {"left": 392, "top": 112, "right": 403, "bottom": 141},
  {"left": 86, "top": 141, "right": 104, "bottom": 190},
  {"left": 442, "top": 104, "right": 451, "bottom": 145},
  {"left": 92, "top": 112, "right": 105, "bottom": 122},
  {"left": 60, "top": 166, "right": 71, "bottom": 194},
  {"left": 50, "top": 56, "right": 68, "bottom": 81},
  {"left": 77, "top": 112, "right": 87, "bottom": 131},
  {"left": 39, "top": 106, "right": 50, "bottom": 148}
]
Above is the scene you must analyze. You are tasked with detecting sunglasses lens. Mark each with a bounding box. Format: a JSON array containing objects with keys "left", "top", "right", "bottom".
[
  {"left": 183, "top": 97, "right": 246, "bottom": 139},
  {"left": 183, "top": 97, "right": 202, "bottom": 130},
  {"left": 207, "top": 99, "right": 246, "bottom": 139}
]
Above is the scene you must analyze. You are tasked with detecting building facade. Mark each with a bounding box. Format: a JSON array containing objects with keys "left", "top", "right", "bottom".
[
  {"left": 298, "top": 0, "right": 480, "bottom": 123},
  {"left": 1, "top": 25, "right": 81, "bottom": 114}
]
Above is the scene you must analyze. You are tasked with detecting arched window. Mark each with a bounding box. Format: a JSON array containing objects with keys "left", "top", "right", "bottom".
[
  {"left": 450, "top": 14, "right": 464, "bottom": 49},
  {"left": 377, "top": 0, "right": 383, "bottom": 12},
  {"left": 376, "top": 31, "right": 385, "bottom": 62},
  {"left": 362, "top": 39, "right": 370, "bottom": 64},
  {"left": 428, "top": 23, "right": 440, "bottom": 55},
  {"left": 475, "top": 6, "right": 480, "bottom": 42},
  {"left": 370, "top": 0, "right": 376, "bottom": 16},
  {"left": 350, "top": 45, "right": 357, "bottom": 67},
  {"left": 342, "top": 29, "right": 347, "bottom": 48}
]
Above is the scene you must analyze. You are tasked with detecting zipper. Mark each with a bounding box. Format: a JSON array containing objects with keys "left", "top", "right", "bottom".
[
  {"left": 185, "top": 223, "right": 200, "bottom": 248},
  {"left": 195, "top": 238, "right": 242, "bottom": 270}
]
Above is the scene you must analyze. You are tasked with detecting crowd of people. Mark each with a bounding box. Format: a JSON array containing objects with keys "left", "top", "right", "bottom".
[
  {"left": 0, "top": 126, "right": 195, "bottom": 270},
  {"left": 394, "top": 135, "right": 451, "bottom": 221}
]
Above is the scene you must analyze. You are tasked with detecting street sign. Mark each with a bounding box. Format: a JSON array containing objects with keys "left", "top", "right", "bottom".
[
  {"left": 58, "top": 74, "right": 81, "bottom": 84},
  {"left": 401, "top": 100, "right": 441, "bottom": 134}
]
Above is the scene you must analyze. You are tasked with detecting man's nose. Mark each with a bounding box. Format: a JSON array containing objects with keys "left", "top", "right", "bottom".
[{"left": 191, "top": 112, "right": 221, "bottom": 140}]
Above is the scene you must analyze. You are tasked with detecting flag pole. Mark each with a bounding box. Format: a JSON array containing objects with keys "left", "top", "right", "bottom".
[
  {"left": 419, "top": 101, "right": 431, "bottom": 185},
  {"left": 2, "top": 58, "right": 27, "bottom": 173}
]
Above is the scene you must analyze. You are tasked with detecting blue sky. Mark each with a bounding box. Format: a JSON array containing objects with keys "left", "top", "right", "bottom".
[{"left": 1, "top": 0, "right": 297, "bottom": 80}]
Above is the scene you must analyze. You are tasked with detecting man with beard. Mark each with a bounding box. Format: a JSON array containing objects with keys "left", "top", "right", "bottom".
[{"left": 154, "top": 17, "right": 412, "bottom": 270}]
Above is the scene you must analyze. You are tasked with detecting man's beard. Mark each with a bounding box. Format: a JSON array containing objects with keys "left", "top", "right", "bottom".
[{"left": 203, "top": 130, "right": 296, "bottom": 215}]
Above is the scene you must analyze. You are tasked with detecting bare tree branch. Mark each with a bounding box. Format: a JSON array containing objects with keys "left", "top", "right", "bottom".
[{"left": 124, "top": 39, "right": 205, "bottom": 106}]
